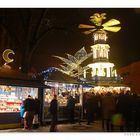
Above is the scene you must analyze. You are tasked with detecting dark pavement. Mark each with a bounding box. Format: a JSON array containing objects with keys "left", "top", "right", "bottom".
[{"left": 0, "top": 121, "right": 123, "bottom": 132}]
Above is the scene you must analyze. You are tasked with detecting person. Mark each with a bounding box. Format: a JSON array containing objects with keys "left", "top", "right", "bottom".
[
  {"left": 66, "top": 95, "right": 76, "bottom": 123},
  {"left": 49, "top": 94, "right": 58, "bottom": 132},
  {"left": 20, "top": 100, "right": 25, "bottom": 128},
  {"left": 24, "top": 95, "right": 35, "bottom": 130},
  {"left": 84, "top": 94, "right": 94, "bottom": 125},
  {"left": 32, "top": 97, "right": 40, "bottom": 129},
  {"left": 101, "top": 92, "right": 116, "bottom": 131},
  {"left": 91, "top": 93, "right": 99, "bottom": 121},
  {"left": 116, "top": 91, "right": 132, "bottom": 131}
]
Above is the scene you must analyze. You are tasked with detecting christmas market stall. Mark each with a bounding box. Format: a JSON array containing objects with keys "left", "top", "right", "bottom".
[
  {"left": 0, "top": 68, "right": 46, "bottom": 129},
  {"left": 42, "top": 69, "right": 83, "bottom": 122}
]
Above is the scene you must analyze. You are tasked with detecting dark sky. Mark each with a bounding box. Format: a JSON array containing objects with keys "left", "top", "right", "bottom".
[{"left": 28, "top": 8, "right": 140, "bottom": 71}]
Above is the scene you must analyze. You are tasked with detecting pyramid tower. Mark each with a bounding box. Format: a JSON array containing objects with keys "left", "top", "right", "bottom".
[
  {"left": 88, "top": 30, "right": 117, "bottom": 81},
  {"left": 79, "top": 13, "right": 122, "bottom": 86}
]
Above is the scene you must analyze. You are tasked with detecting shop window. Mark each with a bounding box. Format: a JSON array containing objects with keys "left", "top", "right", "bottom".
[{"left": 0, "top": 85, "right": 38, "bottom": 112}]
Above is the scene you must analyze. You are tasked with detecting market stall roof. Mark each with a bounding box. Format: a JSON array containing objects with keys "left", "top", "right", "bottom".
[
  {"left": 46, "top": 71, "right": 78, "bottom": 84},
  {"left": 0, "top": 67, "right": 48, "bottom": 88}
]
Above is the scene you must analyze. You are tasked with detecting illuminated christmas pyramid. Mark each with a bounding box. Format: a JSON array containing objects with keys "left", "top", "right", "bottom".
[{"left": 79, "top": 13, "right": 122, "bottom": 85}]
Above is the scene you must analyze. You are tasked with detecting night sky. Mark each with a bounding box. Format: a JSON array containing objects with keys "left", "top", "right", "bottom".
[
  {"left": 1, "top": 8, "right": 140, "bottom": 72},
  {"left": 31, "top": 8, "right": 140, "bottom": 72}
]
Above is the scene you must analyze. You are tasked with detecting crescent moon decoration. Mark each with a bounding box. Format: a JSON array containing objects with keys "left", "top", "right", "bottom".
[{"left": 2, "top": 49, "right": 15, "bottom": 64}]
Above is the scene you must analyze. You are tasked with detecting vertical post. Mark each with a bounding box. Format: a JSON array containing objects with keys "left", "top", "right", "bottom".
[
  {"left": 77, "top": 66, "right": 80, "bottom": 80},
  {"left": 83, "top": 69, "right": 86, "bottom": 78},
  {"left": 110, "top": 67, "right": 113, "bottom": 77},
  {"left": 79, "top": 84, "right": 83, "bottom": 123},
  {"left": 92, "top": 68, "right": 96, "bottom": 77},
  {"left": 38, "top": 87, "right": 44, "bottom": 126},
  {"left": 106, "top": 49, "right": 109, "bottom": 59},
  {"left": 107, "top": 67, "right": 110, "bottom": 77},
  {"left": 114, "top": 70, "right": 117, "bottom": 77}
]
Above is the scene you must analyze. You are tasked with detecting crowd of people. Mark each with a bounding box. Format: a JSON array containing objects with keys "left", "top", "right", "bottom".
[
  {"left": 49, "top": 90, "right": 140, "bottom": 132},
  {"left": 83, "top": 91, "right": 140, "bottom": 132},
  {"left": 20, "top": 90, "right": 140, "bottom": 132},
  {"left": 20, "top": 94, "right": 76, "bottom": 132}
]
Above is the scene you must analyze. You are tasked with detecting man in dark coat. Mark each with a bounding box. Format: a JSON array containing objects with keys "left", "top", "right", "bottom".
[
  {"left": 34, "top": 97, "right": 40, "bottom": 116},
  {"left": 49, "top": 94, "right": 58, "bottom": 132},
  {"left": 67, "top": 95, "right": 76, "bottom": 123},
  {"left": 33, "top": 97, "right": 40, "bottom": 129},
  {"left": 84, "top": 94, "right": 94, "bottom": 125},
  {"left": 101, "top": 93, "right": 116, "bottom": 131},
  {"left": 24, "top": 95, "right": 35, "bottom": 130},
  {"left": 116, "top": 92, "right": 132, "bottom": 131}
]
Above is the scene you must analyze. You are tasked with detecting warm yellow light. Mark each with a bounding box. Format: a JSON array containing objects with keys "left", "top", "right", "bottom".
[
  {"left": 91, "top": 44, "right": 110, "bottom": 50},
  {"left": 78, "top": 13, "right": 121, "bottom": 35},
  {"left": 102, "top": 19, "right": 121, "bottom": 27},
  {"left": 93, "top": 30, "right": 107, "bottom": 41},
  {"left": 62, "top": 84, "right": 66, "bottom": 87},
  {"left": 78, "top": 24, "right": 95, "bottom": 29},
  {"left": 2, "top": 49, "right": 15, "bottom": 64},
  {"left": 103, "top": 26, "right": 121, "bottom": 32},
  {"left": 70, "top": 84, "right": 73, "bottom": 86},
  {"left": 88, "top": 62, "right": 114, "bottom": 68},
  {"left": 91, "top": 44, "right": 110, "bottom": 59},
  {"left": 90, "top": 86, "right": 130, "bottom": 94},
  {"left": 88, "top": 62, "right": 114, "bottom": 77}
]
